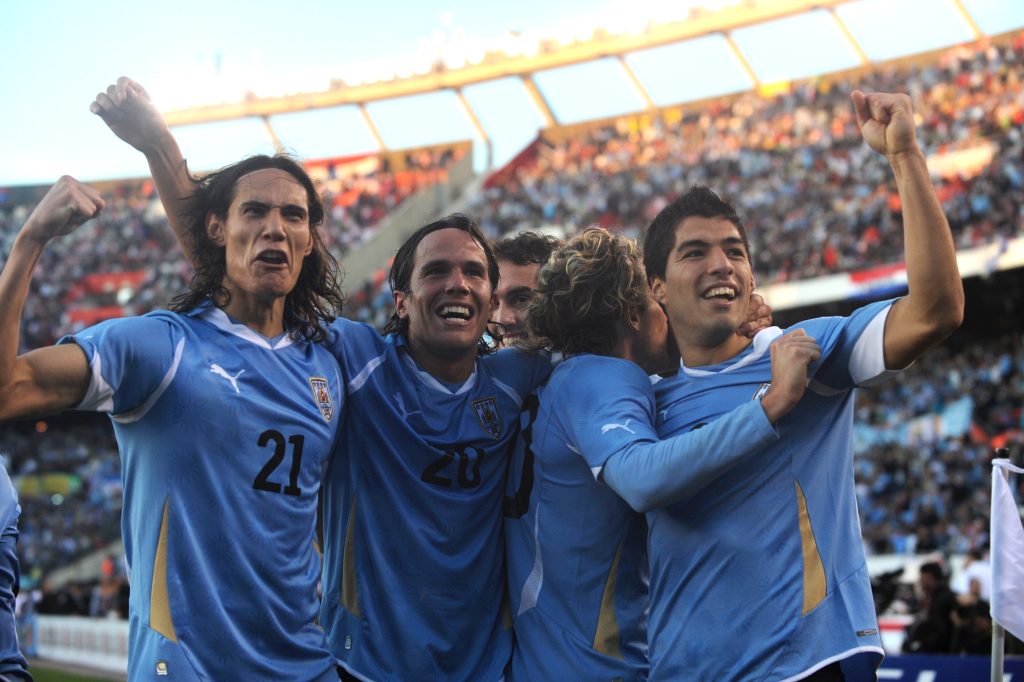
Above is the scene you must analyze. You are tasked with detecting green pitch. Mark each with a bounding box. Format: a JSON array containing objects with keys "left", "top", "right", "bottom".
[{"left": 29, "top": 661, "right": 122, "bottom": 682}]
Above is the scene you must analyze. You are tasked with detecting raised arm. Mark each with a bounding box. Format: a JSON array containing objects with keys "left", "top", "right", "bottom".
[
  {"left": 0, "top": 177, "right": 102, "bottom": 420},
  {"left": 603, "top": 329, "right": 820, "bottom": 512},
  {"left": 90, "top": 77, "right": 197, "bottom": 266},
  {"left": 851, "top": 90, "right": 964, "bottom": 369}
]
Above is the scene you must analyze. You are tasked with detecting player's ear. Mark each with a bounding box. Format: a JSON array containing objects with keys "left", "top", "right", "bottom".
[
  {"left": 206, "top": 213, "right": 225, "bottom": 246},
  {"left": 487, "top": 292, "right": 498, "bottom": 320},
  {"left": 393, "top": 290, "right": 408, "bottom": 320},
  {"left": 626, "top": 306, "right": 642, "bottom": 333},
  {"left": 650, "top": 278, "right": 668, "bottom": 307}
]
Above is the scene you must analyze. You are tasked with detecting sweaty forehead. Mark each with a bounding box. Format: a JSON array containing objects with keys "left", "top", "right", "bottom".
[
  {"left": 495, "top": 260, "right": 540, "bottom": 293},
  {"left": 673, "top": 215, "right": 742, "bottom": 246},
  {"left": 414, "top": 228, "right": 488, "bottom": 267},
  {"left": 232, "top": 168, "right": 308, "bottom": 206}
]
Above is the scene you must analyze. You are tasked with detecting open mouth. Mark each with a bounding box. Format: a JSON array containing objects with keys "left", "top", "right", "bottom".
[
  {"left": 438, "top": 304, "right": 473, "bottom": 323},
  {"left": 254, "top": 250, "right": 288, "bottom": 267},
  {"left": 702, "top": 286, "right": 737, "bottom": 302}
]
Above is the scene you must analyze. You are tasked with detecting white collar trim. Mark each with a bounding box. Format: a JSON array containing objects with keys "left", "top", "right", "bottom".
[
  {"left": 681, "top": 326, "right": 783, "bottom": 376},
  {"left": 199, "top": 307, "right": 296, "bottom": 350}
]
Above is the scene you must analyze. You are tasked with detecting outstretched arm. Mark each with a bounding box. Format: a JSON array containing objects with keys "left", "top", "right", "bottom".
[
  {"left": 603, "top": 330, "right": 820, "bottom": 512},
  {"left": 90, "top": 77, "right": 197, "bottom": 266},
  {"left": 851, "top": 90, "right": 964, "bottom": 369},
  {"left": 0, "top": 177, "right": 102, "bottom": 420}
]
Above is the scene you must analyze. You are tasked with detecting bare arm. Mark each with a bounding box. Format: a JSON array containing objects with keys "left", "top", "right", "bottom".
[
  {"left": 91, "top": 77, "right": 197, "bottom": 267},
  {"left": 851, "top": 90, "right": 964, "bottom": 369},
  {"left": 0, "top": 177, "right": 102, "bottom": 420}
]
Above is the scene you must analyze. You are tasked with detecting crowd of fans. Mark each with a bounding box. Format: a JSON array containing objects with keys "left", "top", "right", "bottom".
[
  {"left": 0, "top": 146, "right": 463, "bottom": 350},
  {"left": 0, "top": 35, "right": 1022, "bottom": 629},
  {"left": 466, "top": 33, "right": 1024, "bottom": 283}
]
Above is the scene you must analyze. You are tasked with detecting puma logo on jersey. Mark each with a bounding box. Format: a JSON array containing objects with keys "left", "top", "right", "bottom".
[
  {"left": 394, "top": 392, "right": 421, "bottom": 420},
  {"left": 601, "top": 419, "right": 635, "bottom": 435},
  {"left": 210, "top": 364, "right": 245, "bottom": 393}
]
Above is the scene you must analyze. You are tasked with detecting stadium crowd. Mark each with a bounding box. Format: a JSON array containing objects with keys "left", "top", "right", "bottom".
[
  {"left": 0, "top": 145, "right": 463, "bottom": 350},
  {"left": 2, "top": 36, "right": 1022, "bottom": 342},
  {"left": 334, "top": 34, "right": 1024, "bottom": 326}
]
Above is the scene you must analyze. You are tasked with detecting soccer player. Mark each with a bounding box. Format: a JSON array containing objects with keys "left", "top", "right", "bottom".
[
  {"left": 319, "top": 216, "right": 552, "bottom": 680},
  {"left": 0, "top": 170, "right": 344, "bottom": 680},
  {"left": 639, "top": 91, "right": 963, "bottom": 681},
  {"left": 93, "top": 78, "right": 551, "bottom": 680},
  {"left": 505, "top": 227, "right": 819, "bottom": 680},
  {"left": 0, "top": 464, "right": 31, "bottom": 682},
  {"left": 488, "top": 232, "right": 562, "bottom": 347}
]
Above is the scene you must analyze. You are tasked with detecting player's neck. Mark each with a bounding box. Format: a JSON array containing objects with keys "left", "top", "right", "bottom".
[
  {"left": 678, "top": 333, "right": 751, "bottom": 368},
  {"left": 220, "top": 293, "right": 286, "bottom": 339},
  {"left": 613, "top": 329, "right": 677, "bottom": 375},
  {"left": 406, "top": 341, "right": 477, "bottom": 384}
]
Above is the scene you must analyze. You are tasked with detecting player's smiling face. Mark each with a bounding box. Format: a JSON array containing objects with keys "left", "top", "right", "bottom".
[
  {"left": 488, "top": 259, "right": 540, "bottom": 347},
  {"left": 395, "top": 227, "right": 496, "bottom": 371},
  {"left": 651, "top": 215, "right": 754, "bottom": 355},
  {"left": 206, "top": 168, "right": 313, "bottom": 303}
]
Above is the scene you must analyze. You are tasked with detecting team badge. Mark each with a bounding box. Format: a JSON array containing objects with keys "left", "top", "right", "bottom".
[
  {"left": 309, "top": 377, "right": 334, "bottom": 423},
  {"left": 752, "top": 382, "right": 772, "bottom": 401},
  {"left": 156, "top": 660, "right": 168, "bottom": 676},
  {"left": 473, "top": 397, "right": 502, "bottom": 439}
]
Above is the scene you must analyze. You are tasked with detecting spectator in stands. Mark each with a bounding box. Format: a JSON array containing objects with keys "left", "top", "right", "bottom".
[
  {"left": 903, "top": 562, "right": 958, "bottom": 654},
  {"left": 953, "top": 545, "right": 991, "bottom": 602},
  {"left": 489, "top": 232, "right": 562, "bottom": 347}
]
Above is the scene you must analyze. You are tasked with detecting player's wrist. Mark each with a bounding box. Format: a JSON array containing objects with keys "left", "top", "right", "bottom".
[{"left": 759, "top": 387, "right": 799, "bottom": 423}]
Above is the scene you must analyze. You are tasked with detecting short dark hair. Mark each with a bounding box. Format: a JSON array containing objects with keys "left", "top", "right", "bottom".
[
  {"left": 643, "top": 185, "right": 750, "bottom": 284},
  {"left": 492, "top": 232, "right": 562, "bottom": 268},
  {"left": 528, "top": 228, "right": 648, "bottom": 356},
  {"left": 383, "top": 213, "right": 499, "bottom": 355},
  {"left": 169, "top": 154, "right": 343, "bottom": 343},
  {"left": 919, "top": 562, "right": 946, "bottom": 582}
]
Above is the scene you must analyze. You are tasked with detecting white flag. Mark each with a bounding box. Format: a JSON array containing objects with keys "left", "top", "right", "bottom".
[{"left": 991, "top": 458, "right": 1024, "bottom": 641}]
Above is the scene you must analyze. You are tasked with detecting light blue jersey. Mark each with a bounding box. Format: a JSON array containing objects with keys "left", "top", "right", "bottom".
[
  {"left": 505, "top": 353, "right": 779, "bottom": 681},
  {"left": 0, "top": 465, "right": 29, "bottom": 682},
  {"left": 649, "top": 299, "right": 895, "bottom": 682},
  {"left": 61, "top": 306, "right": 341, "bottom": 682},
  {"left": 320, "top": 318, "right": 552, "bottom": 682}
]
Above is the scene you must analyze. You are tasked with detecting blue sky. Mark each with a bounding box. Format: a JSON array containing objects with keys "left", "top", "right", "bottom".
[{"left": 1, "top": 0, "right": 1022, "bottom": 187}]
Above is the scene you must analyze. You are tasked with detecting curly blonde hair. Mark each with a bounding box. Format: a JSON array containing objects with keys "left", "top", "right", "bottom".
[{"left": 527, "top": 227, "right": 649, "bottom": 355}]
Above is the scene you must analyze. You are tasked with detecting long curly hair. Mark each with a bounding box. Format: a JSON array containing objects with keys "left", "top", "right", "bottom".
[
  {"left": 168, "top": 155, "right": 344, "bottom": 342},
  {"left": 527, "top": 227, "right": 649, "bottom": 356}
]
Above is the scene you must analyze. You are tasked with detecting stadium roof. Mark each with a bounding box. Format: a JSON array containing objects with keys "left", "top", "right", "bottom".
[
  {"left": 2, "top": 0, "right": 1023, "bottom": 185},
  {"left": 161, "top": 0, "right": 1024, "bottom": 174}
]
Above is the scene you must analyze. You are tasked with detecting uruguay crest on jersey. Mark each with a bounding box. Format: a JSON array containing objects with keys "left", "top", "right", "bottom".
[
  {"left": 473, "top": 397, "right": 502, "bottom": 438},
  {"left": 309, "top": 376, "right": 334, "bottom": 422}
]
